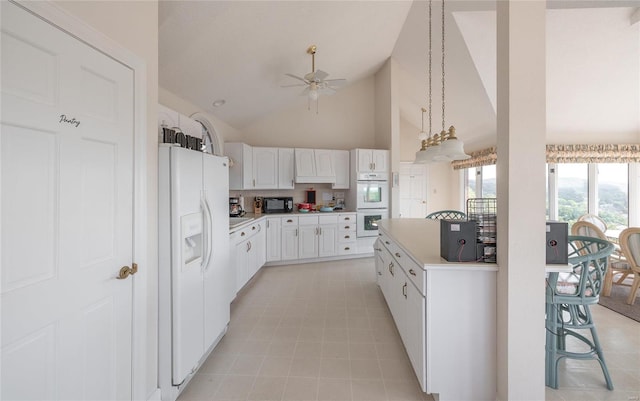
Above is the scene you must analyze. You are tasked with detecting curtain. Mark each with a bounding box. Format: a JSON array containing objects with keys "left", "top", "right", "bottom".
[{"left": 452, "top": 144, "right": 640, "bottom": 170}]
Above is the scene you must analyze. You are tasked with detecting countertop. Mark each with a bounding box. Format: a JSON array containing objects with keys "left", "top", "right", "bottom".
[
  {"left": 377, "top": 219, "right": 570, "bottom": 273},
  {"left": 377, "top": 218, "right": 498, "bottom": 272},
  {"left": 229, "top": 210, "right": 357, "bottom": 232}
]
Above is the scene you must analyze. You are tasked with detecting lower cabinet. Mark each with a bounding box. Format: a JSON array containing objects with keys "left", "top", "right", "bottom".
[
  {"left": 281, "top": 217, "right": 299, "bottom": 260},
  {"left": 298, "top": 215, "right": 339, "bottom": 259},
  {"left": 265, "top": 217, "right": 281, "bottom": 262},
  {"left": 378, "top": 242, "right": 426, "bottom": 391},
  {"left": 231, "top": 220, "right": 266, "bottom": 293}
]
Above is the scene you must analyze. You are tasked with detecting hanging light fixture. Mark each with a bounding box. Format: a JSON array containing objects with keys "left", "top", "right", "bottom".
[
  {"left": 415, "top": 0, "right": 470, "bottom": 163},
  {"left": 415, "top": 0, "right": 435, "bottom": 164}
]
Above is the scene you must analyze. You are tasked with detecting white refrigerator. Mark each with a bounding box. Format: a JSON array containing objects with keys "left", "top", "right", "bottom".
[{"left": 158, "top": 145, "right": 231, "bottom": 398}]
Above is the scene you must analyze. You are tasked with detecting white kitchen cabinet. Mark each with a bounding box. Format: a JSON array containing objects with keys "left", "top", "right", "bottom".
[
  {"left": 354, "top": 148, "right": 389, "bottom": 174},
  {"left": 278, "top": 148, "right": 295, "bottom": 189},
  {"left": 297, "top": 215, "right": 338, "bottom": 259},
  {"left": 337, "top": 213, "right": 357, "bottom": 255},
  {"left": 225, "top": 142, "right": 253, "bottom": 190},
  {"left": 377, "top": 220, "right": 497, "bottom": 401},
  {"left": 318, "top": 220, "right": 338, "bottom": 257},
  {"left": 298, "top": 216, "right": 319, "bottom": 259},
  {"left": 231, "top": 220, "right": 266, "bottom": 293},
  {"left": 265, "top": 217, "right": 282, "bottom": 262},
  {"left": 294, "top": 148, "right": 336, "bottom": 183},
  {"left": 281, "top": 216, "right": 299, "bottom": 260},
  {"left": 332, "top": 150, "right": 350, "bottom": 189},
  {"left": 253, "top": 147, "right": 278, "bottom": 189}
]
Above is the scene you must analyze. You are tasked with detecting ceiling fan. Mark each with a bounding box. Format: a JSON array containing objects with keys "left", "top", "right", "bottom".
[{"left": 283, "top": 45, "right": 347, "bottom": 102}]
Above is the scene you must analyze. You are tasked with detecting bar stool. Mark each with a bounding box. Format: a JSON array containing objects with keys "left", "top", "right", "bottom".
[{"left": 545, "top": 235, "right": 615, "bottom": 390}]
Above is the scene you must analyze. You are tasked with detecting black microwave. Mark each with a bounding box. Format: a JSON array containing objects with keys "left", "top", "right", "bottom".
[{"left": 263, "top": 197, "right": 294, "bottom": 213}]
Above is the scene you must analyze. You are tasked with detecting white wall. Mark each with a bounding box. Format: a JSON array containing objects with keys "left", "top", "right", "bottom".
[
  {"left": 53, "top": 1, "right": 159, "bottom": 397},
  {"left": 242, "top": 76, "right": 377, "bottom": 150},
  {"left": 159, "top": 87, "right": 244, "bottom": 145}
]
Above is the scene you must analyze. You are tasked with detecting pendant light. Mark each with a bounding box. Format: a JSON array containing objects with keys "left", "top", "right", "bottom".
[
  {"left": 415, "top": 0, "right": 435, "bottom": 164},
  {"left": 415, "top": 0, "right": 470, "bottom": 163}
]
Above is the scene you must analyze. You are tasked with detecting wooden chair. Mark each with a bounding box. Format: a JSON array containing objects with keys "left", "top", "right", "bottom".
[
  {"left": 571, "top": 221, "right": 628, "bottom": 297},
  {"left": 618, "top": 227, "right": 640, "bottom": 305},
  {"left": 425, "top": 210, "right": 466, "bottom": 220},
  {"left": 577, "top": 213, "right": 607, "bottom": 233},
  {"left": 545, "top": 236, "right": 615, "bottom": 390}
]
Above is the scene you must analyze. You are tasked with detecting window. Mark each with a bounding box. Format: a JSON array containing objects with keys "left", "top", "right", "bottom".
[
  {"left": 466, "top": 167, "right": 477, "bottom": 199},
  {"left": 481, "top": 165, "right": 496, "bottom": 198},
  {"left": 597, "top": 164, "right": 628, "bottom": 229},
  {"left": 556, "top": 163, "right": 588, "bottom": 227}
]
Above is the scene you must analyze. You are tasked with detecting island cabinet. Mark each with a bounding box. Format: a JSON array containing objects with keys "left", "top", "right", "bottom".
[{"left": 376, "top": 219, "right": 498, "bottom": 401}]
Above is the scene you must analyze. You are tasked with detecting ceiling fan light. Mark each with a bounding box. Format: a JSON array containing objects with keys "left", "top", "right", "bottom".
[
  {"left": 414, "top": 149, "right": 429, "bottom": 164},
  {"left": 308, "top": 88, "right": 319, "bottom": 101}
]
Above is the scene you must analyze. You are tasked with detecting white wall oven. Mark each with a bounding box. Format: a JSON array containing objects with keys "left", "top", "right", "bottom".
[
  {"left": 356, "top": 180, "right": 389, "bottom": 210},
  {"left": 356, "top": 209, "right": 388, "bottom": 237}
]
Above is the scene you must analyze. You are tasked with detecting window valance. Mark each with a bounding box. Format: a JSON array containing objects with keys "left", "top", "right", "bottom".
[{"left": 452, "top": 144, "right": 640, "bottom": 170}]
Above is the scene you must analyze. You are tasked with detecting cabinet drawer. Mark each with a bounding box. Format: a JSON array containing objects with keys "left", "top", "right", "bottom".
[
  {"left": 298, "top": 215, "right": 319, "bottom": 225},
  {"left": 338, "top": 232, "right": 356, "bottom": 243},
  {"left": 338, "top": 213, "right": 356, "bottom": 223},
  {"left": 281, "top": 216, "right": 298, "bottom": 226},
  {"left": 338, "top": 244, "right": 357, "bottom": 255},
  {"left": 318, "top": 215, "right": 338, "bottom": 224},
  {"left": 338, "top": 223, "right": 356, "bottom": 232},
  {"left": 389, "top": 244, "right": 424, "bottom": 295}
]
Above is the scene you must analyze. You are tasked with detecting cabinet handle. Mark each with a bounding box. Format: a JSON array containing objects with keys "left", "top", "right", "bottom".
[
  {"left": 267, "top": 220, "right": 269, "bottom": 228},
  {"left": 385, "top": 241, "right": 390, "bottom": 245},
  {"left": 295, "top": 228, "right": 298, "bottom": 236},
  {"left": 409, "top": 269, "right": 416, "bottom": 276},
  {"left": 373, "top": 162, "right": 376, "bottom": 170},
  {"left": 389, "top": 262, "right": 394, "bottom": 276},
  {"left": 252, "top": 226, "right": 256, "bottom": 230},
  {"left": 344, "top": 217, "right": 350, "bottom": 221},
  {"left": 253, "top": 179, "right": 255, "bottom": 187},
  {"left": 402, "top": 282, "right": 407, "bottom": 298},
  {"left": 345, "top": 247, "right": 350, "bottom": 250},
  {"left": 291, "top": 180, "right": 294, "bottom": 187},
  {"left": 287, "top": 219, "right": 293, "bottom": 223},
  {"left": 319, "top": 227, "right": 322, "bottom": 235},
  {"left": 345, "top": 226, "right": 350, "bottom": 230},
  {"left": 241, "top": 232, "right": 246, "bottom": 236},
  {"left": 378, "top": 271, "right": 382, "bottom": 276},
  {"left": 395, "top": 252, "right": 401, "bottom": 258},
  {"left": 246, "top": 242, "right": 251, "bottom": 252},
  {"left": 375, "top": 247, "right": 382, "bottom": 251},
  {"left": 257, "top": 225, "right": 262, "bottom": 232},
  {"left": 345, "top": 235, "right": 350, "bottom": 239}
]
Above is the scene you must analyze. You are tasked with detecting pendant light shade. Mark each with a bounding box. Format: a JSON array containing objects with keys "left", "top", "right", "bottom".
[{"left": 413, "top": 0, "right": 470, "bottom": 164}]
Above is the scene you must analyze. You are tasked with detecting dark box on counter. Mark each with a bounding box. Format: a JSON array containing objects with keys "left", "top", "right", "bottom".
[
  {"left": 546, "top": 221, "right": 568, "bottom": 264},
  {"left": 440, "top": 220, "right": 477, "bottom": 262}
]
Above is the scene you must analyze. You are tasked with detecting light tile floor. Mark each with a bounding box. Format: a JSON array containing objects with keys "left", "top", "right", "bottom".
[{"left": 177, "top": 258, "right": 640, "bottom": 401}]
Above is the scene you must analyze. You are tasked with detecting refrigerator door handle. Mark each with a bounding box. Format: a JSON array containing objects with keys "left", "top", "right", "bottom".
[{"left": 201, "top": 195, "right": 214, "bottom": 272}]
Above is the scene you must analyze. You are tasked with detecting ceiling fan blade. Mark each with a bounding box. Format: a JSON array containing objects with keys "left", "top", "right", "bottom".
[
  {"left": 299, "top": 87, "right": 310, "bottom": 96},
  {"left": 313, "top": 70, "right": 329, "bottom": 81},
  {"left": 281, "top": 83, "right": 307, "bottom": 88},
  {"left": 285, "top": 73, "right": 309, "bottom": 84},
  {"left": 318, "top": 87, "right": 337, "bottom": 96},
  {"left": 324, "top": 78, "right": 347, "bottom": 87}
]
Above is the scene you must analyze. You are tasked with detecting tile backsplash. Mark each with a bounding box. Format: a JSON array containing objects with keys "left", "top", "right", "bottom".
[{"left": 230, "top": 183, "right": 352, "bottom": 210}]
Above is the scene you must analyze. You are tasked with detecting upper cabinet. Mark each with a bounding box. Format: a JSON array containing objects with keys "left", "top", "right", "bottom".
[
  {"left": 355, "top": 149, "right": 388, "bottom": 173},
  {"left": 226, "top": 143, "right": 253, "bottom": 190},
  {"left": 295, "top": 148, "right": 336, "bottom": 184},
  {"left": 332, "top": 150, "right": 350, "bottom": 189},
  {"left": 278, "top": 148, "right": 295, "bottom": 189},
  {"left": 226, "top": 143, "right": 295, "bottom": 190},
  {"left": 253, "top": 147, "right": 278, "bottom": 189}
]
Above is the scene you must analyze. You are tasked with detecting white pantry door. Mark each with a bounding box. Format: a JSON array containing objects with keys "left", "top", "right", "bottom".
[
  {"left": 1, "top": 2, "right": 134, "bottom": 400},
  {"left": 399, "top": 162, "right": 428, "bottom": 218}
]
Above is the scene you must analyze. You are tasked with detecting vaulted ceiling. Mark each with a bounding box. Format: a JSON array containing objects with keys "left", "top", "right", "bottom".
[{"left": 159, "top": 1, "right": 640, "bottom": 152}]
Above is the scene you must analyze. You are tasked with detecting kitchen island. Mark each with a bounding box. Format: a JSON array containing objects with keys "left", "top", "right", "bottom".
[{"left": 376, "top": 219, "right": 497, "bottom": 401}]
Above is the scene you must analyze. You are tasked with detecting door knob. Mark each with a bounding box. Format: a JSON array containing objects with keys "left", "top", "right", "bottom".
[{"left": 117, "top": 263, "right": 138, "bottom": 280}]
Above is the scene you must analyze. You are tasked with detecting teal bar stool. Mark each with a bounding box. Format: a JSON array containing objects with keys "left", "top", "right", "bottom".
[
  {"left": 425, "top": 210, "right": 466, "bottom": 220},
  {"left": 545, "top": 235, "right": 615, "bottom": 390}
]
